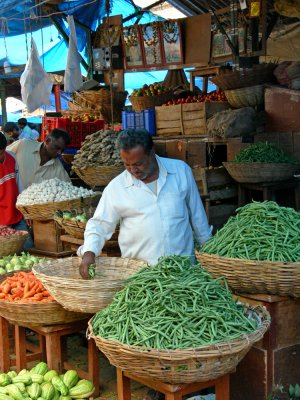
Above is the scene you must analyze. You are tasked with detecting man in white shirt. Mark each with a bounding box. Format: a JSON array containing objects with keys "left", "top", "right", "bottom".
[{"left": 78, "top": 128, "right": 212, "bottom": 278}]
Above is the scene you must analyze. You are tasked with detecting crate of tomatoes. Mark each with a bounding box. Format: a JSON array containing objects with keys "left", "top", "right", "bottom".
[{"left": 155, "top": 92, "right": 230, "bottom": 137}]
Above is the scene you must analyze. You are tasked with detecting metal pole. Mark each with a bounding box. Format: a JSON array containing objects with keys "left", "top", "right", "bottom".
[
  {"left": 54, "top": 84, "right": 62, "bottom": 112},
  {"left": 230, "top": 0, "right": 239, "bottom": 68},
  {"left": 0, "top": 80, "right": 7, "bottom": 126}
]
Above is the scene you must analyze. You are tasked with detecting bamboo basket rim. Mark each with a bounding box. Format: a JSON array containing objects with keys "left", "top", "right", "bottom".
[
  {"left": 16, "top": 192, "right": 99, "bottom": 220},
  {"left": 224, "top": 84, "right": 264, "bottom": 108},
  {"left": 33, "top": 256, "right": 146, "bottom": 314},
  {"left": 196, "top": 252, "right": 300, "bottom": 297},
  {"left": 0, "top": 231, "right": 29, "bottom": 257},
  {"left": 72, "top": 166, "right": 124, "bottom": 188},
  {"left": 223, "top": 161, "right": 300, "bottom": 183},
  {"left": 0, "top": 230, "right": 29, "bottom": 243}
]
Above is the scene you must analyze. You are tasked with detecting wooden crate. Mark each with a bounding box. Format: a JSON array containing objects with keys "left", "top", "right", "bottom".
[
  {"left": 155, "top": 102, "right": 230, "bottom": 136},
  {"left": 32, "top": 220, "right": 70, "bottom": 254},
  {"left": 231, "top": 293, "right": 300, "bottom": 400},
  {"left": 164, "top": 138, "right": 207, "bottom": 167}
]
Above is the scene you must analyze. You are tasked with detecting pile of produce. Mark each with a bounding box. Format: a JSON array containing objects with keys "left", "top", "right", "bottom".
[
  {"left": 61, "top": 211, "right": 88, "bottom": 223},
  {"left": 201, "top": 201, "right": 300, "bottom": 262},
  {"left": 0, "top": 253, "right": 42, "bottom": 275},
  {"left": 91, "top": 256, "right": 258, "bottom": 349},
  {"left": 0, "top": 271, "right": 53, "bottom": 302},
  {"left": 234, "top": 142, "right": 298, "bottom": 164},
  {"left": 163, "top": 92, "right": 227, "bottom": 106},
  {"left": 62, "top": 112, "right": 102, "bottom": 122},
  {"left": 72, "top": 129, "right": 122, "bottom": 169},
  {"left": 0, "top": 226, "right": 25, "bottom": 237},
  {"left": 16, "top": 178, "right": 95, "bottom": 206},
  {"left": 131, "top": 83, "right": 168, "bottom": 97},
  {"left": 0, "top": 362, "right": 95, "bottom": 399}
]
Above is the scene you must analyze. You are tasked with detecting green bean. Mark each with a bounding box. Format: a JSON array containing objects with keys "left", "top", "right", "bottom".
[
  {"left": 92, "top": 256, "right": 258, "bottom": 350},
  {"left": 200, "top": 201, "right": 300, "bottom": 263}
]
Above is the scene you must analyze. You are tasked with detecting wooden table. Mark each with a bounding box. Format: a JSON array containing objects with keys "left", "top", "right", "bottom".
[
  {"left": 60, "top": 234, "right": 121, "bottom": 256},
  {"left": 0, "top": 317, "right": 100, "bottom": 397},
  {"left": 117, "top": 368, "right": 230, "bottom": 400},
  {"left": 188, "top": 66, "right": 222, "bottom": 93},
  {"left": 237, "top": 180, "right": 300, "bottom": 210}
]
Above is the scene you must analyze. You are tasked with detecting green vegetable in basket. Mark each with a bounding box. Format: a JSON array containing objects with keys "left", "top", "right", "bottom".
[
  {"left": 234, "top": 142, "right": 298, "bottom": 164},
  {"left": 43, "top": 372, "right": 58, "bottom": 384},
  {"left": 0, "top": 375, "right": 11, "bottom": 387},
  {"left": 63, "top": 371, "right": 79, "bottom": 389},
  {"left": 92, "top": 256, "right": 258, "bottom": 350},
  {"left": 200, "top": 200, "right": 300, "bottom": 262}
]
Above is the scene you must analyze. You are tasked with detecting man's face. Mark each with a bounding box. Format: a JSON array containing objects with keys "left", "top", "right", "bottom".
[
  {"left": 44, "top": 137, "right": 66, "bottom": 158},
  {"left": 120, "top": 146, "right": 156, "bottom": 182},
  {"left": 11, "top": 129, "right": 19, "bottom": 139}
]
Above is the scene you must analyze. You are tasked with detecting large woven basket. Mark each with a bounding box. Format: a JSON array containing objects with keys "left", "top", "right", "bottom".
[
  {"left": 0, "top": 231, "right": 29, "bottom": 257},
  {"left": 72, "top": 165, "right": 124, "bottom": 188},
  {"left": 33, "top": 257, "right": 146, "bottom": 314},
  {"left": 224, "top": 84, "right": 264, "bottom": 108},
  {"left": 223, "top": 162, "right": 300, "bottom": 183},
  {"left": 211, "top": 64, "right": 277, "bottom": 90},
  {"left": 129, "top": 91, "right": 173, "bottom": 112},
  {"left": 88, "top": 305, "right": 270, "bottom": 384},
  {"left": 0, "top": 300, "right": 86, "bottom": 327},
  {"left": 54, "top": 207, "right": 96, "bottom": 239},
  {"left": 16, "top": 193, "right": 99, "bottom": 220},
  {"left": 196, "top": 252, "right": 300, "bottom": 297}
]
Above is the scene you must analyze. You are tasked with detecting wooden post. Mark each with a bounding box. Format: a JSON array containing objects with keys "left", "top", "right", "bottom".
[
  {"left": 0, "top": 80, "right": 7, "bottom": 126},
  {"left": 0, "top": 317, "right": 10, "bottom": 371}
]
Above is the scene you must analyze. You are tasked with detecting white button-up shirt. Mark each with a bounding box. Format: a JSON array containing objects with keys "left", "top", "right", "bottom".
[{"left": 77, "top": 156, "right": 212, "bottom": 265}]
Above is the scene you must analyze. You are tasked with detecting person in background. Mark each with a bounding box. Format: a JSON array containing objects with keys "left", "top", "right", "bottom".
[
  {"left": 28, "top": 123, "right": 40, "bottom": 140},
  {"left": 2, "top": 122, "right": 19, "bottom": 144},
  {"left": 78, "top": 128, "right": 212, "bottom": 275},
  {"left": 8, "top": 128, "right": 71, "bottom": 190},
  {"left": 18, "top": 118, "right": 36, "bottom": 140},
  {"left": 0, "top": 133, "right": 33, "bottom": 249}
]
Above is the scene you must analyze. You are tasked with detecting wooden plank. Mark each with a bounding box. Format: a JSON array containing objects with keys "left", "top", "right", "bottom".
[{"left": 0, "top": 317, "right": 10, "bottom": 372}]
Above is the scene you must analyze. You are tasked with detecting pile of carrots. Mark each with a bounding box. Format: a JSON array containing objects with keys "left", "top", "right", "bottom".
[{"left": 0, "top": 271, "right": 54, "bottom": 302}]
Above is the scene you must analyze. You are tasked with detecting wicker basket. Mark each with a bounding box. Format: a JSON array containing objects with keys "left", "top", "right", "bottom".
[
  {"left": 33, "top": 257, "right": 146, "bottom": 314},
  {"left": 72, "top": 165, "right": 124, "bottom": 188},
  {"left": 211, "top": 64, "right": 277, "bottom": 90},
  {"left": 72, "top": 90, "right": 128, "bottom": 123},
  {"left": 223, "top": 162, "right": 300, "bottom": 183},
  {"left": 196, "top": 252, "right": 300, "bottom": 297},
  {"left": 16, "top": 193, "right": 100, "bottom": 220},
  {"left": 0, "top": 231, "right": 29, "bottom": 257},
  {"left": 129, "top": 91, "right": 173, "bottom": 112},
  {"left": 0, "top": 300, "right": 87, "bottom": 327},
  {"left": 54, "top": 207, "right": 95, "bottom": 239},
  {"left": 88, "top": 305, "right": 270, "bottom": 384},
  {"left": 224, "top": 84, "right": 265, "bottom": 108}
]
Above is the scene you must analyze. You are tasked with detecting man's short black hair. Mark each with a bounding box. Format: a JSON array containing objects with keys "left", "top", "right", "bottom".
[
  {"left": 0, "top": 133, "right": 7, "bottom": 150},
  {"left": 117, "top": 128, "right": 153, "bottom": 155},
  {"left": 48, "top": 128, "right": 71, "bottom": 146},
  {"left": 3, "top": 122, "right": 19, "bottom": 133},
  {"left": 18, "top": 118, "right": 27, "bottom": 125}
]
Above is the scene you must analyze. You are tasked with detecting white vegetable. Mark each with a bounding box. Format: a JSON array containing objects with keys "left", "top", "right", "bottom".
[{"left": 17, "top": 178, "right": 95, "bottom": 205}]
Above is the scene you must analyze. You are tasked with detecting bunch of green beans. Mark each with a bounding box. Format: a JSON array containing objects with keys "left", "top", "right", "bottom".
[
  {"left": 201, "top": 201, "right": 300, "bottom": 262},
  {"left": 234, "top": 142, "right": 298, "bottom": 164},
  {"left": 91, "top": 256, "right": 257, "bottom": 350}
]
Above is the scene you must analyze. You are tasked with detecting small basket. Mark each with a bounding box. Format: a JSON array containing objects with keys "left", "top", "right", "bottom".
[
  {"left": 211, "top": 64, "right": 277, "bottom": 90},
  {"left": 129, "top": 91, "right": 173, "bottom": 112},
  {"left": 33, "top": 257, "right": 146, "bottom": 314},
  {"left": 88, "top": 305, "right": 270, "bottom": 384},
  {"left": 224, "top": 84, "right": 264, "bottom": 108},
  {"left": 72, "top": 166, "right": 124, "bottom": 188},
  {"left": 223, "top": 162, "right": 300, "bottom": 183},
  {"left": 196, "top": 252, "right": 300, "bottom": 297},
  {"left": 16, "top": 193, "right": 100, "bottom": 220},
  {"left": 54, "top": 207, "right": 96, "bottom": 239},
  {"left": 0, "top": 231, "right": 29, "bottom": 257}
]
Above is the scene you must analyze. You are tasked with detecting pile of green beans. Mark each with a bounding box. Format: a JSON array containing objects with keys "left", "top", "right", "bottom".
[
  {"left": 234, "top": 142, "right": 298, "bottom": 164},
  {"left": 91, "top": 256, "right": 257, "bottom": 350},
  {"left": 201, "top": 201, "right": 300, "bottom": 262}
]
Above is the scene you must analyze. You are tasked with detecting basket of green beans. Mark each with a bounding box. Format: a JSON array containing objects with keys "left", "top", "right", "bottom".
[
  {"left": 88, "top": 256, "right": 270, "bottom": 384},
  {"left": 197, "top": 201, "right": 300, "bottom": 297},
  {"left": 223, "top": 142, "right": 300, "bottom": 183}
]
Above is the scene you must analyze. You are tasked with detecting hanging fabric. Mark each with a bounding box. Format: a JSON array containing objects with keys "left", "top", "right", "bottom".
[
  {"left": 20, "top": 38, "right": 53, "bottom": 113},
  {"left": 64, "top": 15, "right": 83, "bottom": 93}
]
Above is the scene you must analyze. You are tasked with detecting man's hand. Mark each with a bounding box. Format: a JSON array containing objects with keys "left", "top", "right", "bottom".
[{"left": 79, "top": 251, "right": 96, "bottom": 279}]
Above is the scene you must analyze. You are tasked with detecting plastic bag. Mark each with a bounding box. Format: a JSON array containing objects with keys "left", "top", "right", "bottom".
[
  {"left": 64, "top": 15, "right": 83, "bottom": 93},
  {"left": 20, "top": 38, "right": 52, "bottom": 113}
]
